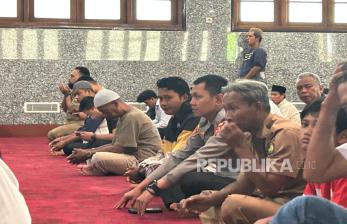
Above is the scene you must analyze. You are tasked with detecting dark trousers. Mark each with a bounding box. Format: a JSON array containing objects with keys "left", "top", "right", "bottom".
[
  {"left": 63, "top": 139, "right": 111, "bottom": 156},
  {"left": 161, "top": 172, "right": 235, "bottom": 208}
]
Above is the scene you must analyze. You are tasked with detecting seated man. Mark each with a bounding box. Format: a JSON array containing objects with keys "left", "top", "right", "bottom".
[
  {"left": 48, "top": 66, "right": 90, "bottom": 140},
  {"left": 270, "top": 84, "right": 300, "bottom": 124},
  {"left": 296, "top": 72, "right": 323, "bottom": 105},
  {"left": 137, "top": 89, "right": 171, "bottom": 137},
  {"left": 62, "top": 96, "right": 118, "bottom": 156},
  {"left": 76, "top": 75, "right": 103, "bottom": 93},
  {"left": 0, "top": 157, "right": 31, "bottom": 224},
  {"left": 67, "top": 89, "right": 161, "bottom": 176},
  {"left": 178, "top": 80, "right": 305, "bottom": 224},
  {"left": 257, "top": 97, "right": 347, "bottom": 224},
  {"left": 116, "top": 75, "right": 235, "bottom": 215},
  {"left": 126, "top": 77, "right": 199, "bottom": 182},
  {"left": 49, "top": 81, "right": 103, "bottom": 154},
  {"left": 269, "top": 65, "right": 347, "bottom": 224}
]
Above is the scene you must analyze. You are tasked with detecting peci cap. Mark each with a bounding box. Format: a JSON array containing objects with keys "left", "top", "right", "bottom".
[
  {"left": 271, "top": 85, "right": 286, "bottom": 94},
  {"left": 94, "top": 89, "right": 120, "bottom": 108},
  {"left": 72, "top": 81, "right": 93, "bottom": 91}
]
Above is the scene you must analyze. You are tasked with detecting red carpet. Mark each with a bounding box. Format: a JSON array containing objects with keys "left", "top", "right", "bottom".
[{"left": 0, "top": 137, "right": 200, "bottom": 224}]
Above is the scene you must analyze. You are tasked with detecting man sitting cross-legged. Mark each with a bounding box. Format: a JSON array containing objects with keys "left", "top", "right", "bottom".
[
  {"left": 49, "top": 81, "right": 105, "bottom": 155},
  {"left": 62, "top": 96, "right": 118, "bottom": 156},
  {"left": 125, "top": 77, "right": 200, "bottom": 183},
  {"left": 116, "top": 74, "right": 238, "bottom": 215},
  {"left": 176, "top": 80, "right": 305, "bottom": 224},
  {"left": 48, "top": 66, "right": 90, "bottom": 140},
  {"left": 67, "top": 89, "right": 161, "bottom": 176}
]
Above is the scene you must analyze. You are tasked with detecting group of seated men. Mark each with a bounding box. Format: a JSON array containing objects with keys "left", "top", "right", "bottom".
[{"left": 46, "top": 62, "right": 347, "bottom": 223}]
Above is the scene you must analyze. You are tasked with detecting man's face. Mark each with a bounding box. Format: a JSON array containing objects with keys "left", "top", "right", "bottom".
[
  {"left": 83, "top": 108, "right": 104, "bottom": 119},
  {"left": 300, "top": 114, "right": 318, "bottom": 152},
  {"left": 223, "top": 91, "right": 257, "bottom": 132},
  {"left": 246, "top": 31, "right": 257, "bottom": 47},
  {"left": 97, "top": 101, "right": 121, "bottom": 118},
  {"left": 270, "top": 91, "right": 285, "bottom": 105},
  {"left": 144, "top": 98, "right": 157, "bottom": 109},
  {"left": 69, "top": 69, "right": 81, "bottom": 85},
  {"left": 158, "top": 88, "right": 187, "bottom": 115},
  {"left": 74, "top": 89, "right": 94, "bottom": 103},
  {"left": 296, "top": 76, "right": 322, "bottom": 104},
  {"left": 190, "top": 83, "right": 221, "bottom": 118},
  {"left": 338, "top": 82, "right": 347, "bottom": 113}
]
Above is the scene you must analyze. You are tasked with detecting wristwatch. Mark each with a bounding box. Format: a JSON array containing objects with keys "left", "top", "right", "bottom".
[{"left": 146, "top": 180, "right": 162, "bottom": 196}]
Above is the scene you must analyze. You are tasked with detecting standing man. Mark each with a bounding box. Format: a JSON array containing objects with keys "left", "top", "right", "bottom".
[
  {"left": 239, "top": 28, "right": 267, "bottom": 83},
  {"left": 271, "top": 84, "right": 300, "bottom": 124}
]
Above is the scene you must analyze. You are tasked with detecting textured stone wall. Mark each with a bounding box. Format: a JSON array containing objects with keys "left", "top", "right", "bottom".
[{"left": 0, "top": 0, "right": 346, "bottom": 124}]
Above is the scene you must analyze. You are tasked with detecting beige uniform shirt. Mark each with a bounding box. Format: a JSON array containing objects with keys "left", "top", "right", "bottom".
[{"left": 249, "top": 114, "right": 306, "bottom": 202}]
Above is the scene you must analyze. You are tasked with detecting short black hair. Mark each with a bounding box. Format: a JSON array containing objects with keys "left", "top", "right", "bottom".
[
  {"left": 137, "top": 90, "right": 157, "bottom": 103},
  {"left": 156, "top": 77, "right": 190, "bottom": 96},
  {"left": 300, "top": 97, "right": 347, "bottom": 134},
  {"left": 75, "top": 66, "right": 90, "bottom": 77},
  {"left": 300, "top": 97, "right": 324, "bottom": 120},
  {"left": 193, "top": 74, "right": 228, "bottom": 95},
  {"left": 336, "top": 108, "right": 347, "bottom": 134},
  {"left": 77, "top": 75, "right": 97, "bottom": 84},
  {"left": 79, "top": 96, "right": 95, "bottom": 112}
]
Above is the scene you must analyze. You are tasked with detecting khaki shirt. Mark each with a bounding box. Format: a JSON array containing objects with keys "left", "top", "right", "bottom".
[
  {"left": 113, "top": 106, "right": 161, "bottom": 162},
  {"left": 250, "top": 114, "right": 306, "bottom": 201}
]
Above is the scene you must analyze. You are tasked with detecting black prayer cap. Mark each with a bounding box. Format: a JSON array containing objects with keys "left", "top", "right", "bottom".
[{"left": 271, "top": 85, "right": 286, "bottom": 94}]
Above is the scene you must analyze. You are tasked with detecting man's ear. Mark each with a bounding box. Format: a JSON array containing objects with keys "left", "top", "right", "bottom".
[
  {"left": 215, "top": 93, "right": 224, "bottom": 106},
  {"left": 182, "top": 93, "right": 189, "bottom": 101},
  {"left": 253, "top": 101, "right": 263, "bottom": 111},
  {"left": 336, "top": 130, "right": 347, "bottom": 145}
]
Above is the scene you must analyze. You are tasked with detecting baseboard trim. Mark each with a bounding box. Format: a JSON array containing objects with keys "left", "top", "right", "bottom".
[{"left": 0, "top": 124, "right": 59, "bottom": 137}]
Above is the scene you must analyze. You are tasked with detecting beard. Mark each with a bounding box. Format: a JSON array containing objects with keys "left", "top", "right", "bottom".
[{"left": 68, "top": 82, "right": 74, "bottom": 89}]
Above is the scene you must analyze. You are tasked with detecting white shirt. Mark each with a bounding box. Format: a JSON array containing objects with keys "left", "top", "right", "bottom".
[
  {"left": 152, "top": 100, "right": 171, "bottom": 128},
  {"left": 337, "top": 143, "right": 347, "bottom": 160},
  {"left": 0, "top": 159, "right": 31, "bottom": 224},
  {"left": 277, "top": 99, "right": 301, "bottom": 124},
  {"left": 270, "top": 100, "right": 283, "bottom": 117},
  {"left": 94, "top": 118, "right": 109, "bottom": 135}
]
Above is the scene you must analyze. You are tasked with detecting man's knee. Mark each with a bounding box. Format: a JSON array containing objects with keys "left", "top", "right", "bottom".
[
  {"left": 47, "top": 129, "right": 57, "bottom": 141},
  {"left": 90, "top": 152, "right": 134, "bottom": 175},
  {"left": 90, "top": 152, "right": 108, "bottom": 165},
  {"left": 221, "top": 194, "right": 246, "bottom": 223}
]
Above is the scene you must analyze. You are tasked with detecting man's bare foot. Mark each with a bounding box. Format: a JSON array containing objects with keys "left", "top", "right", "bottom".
[
  {"left": 77, "top": 164, "right": 95, "bottom": 176},
  {"left": 50, "top": 150, "right": 65, "bottom": 156},
  {"left": 170, "top": 202, "right": 199, "bottom": 218}
]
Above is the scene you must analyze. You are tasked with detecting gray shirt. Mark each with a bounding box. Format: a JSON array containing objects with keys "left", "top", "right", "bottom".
[{"left": 147, "top": 109, "right": 238, "bottom": 185}]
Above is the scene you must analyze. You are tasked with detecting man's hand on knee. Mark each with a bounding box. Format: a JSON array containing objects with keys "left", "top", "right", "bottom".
[{"left": 67, "top": 148, "right": 93, "bottom": 164}]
